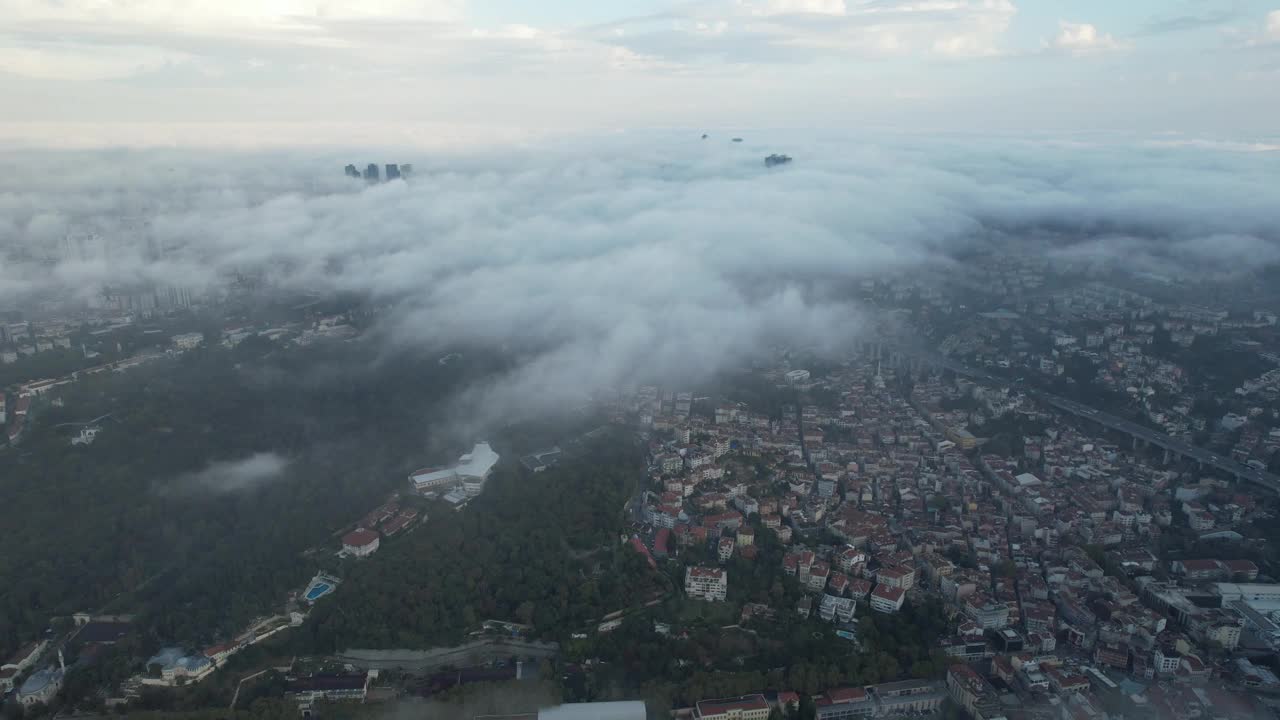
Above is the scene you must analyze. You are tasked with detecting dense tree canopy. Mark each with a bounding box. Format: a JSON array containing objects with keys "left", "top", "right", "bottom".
[
  {"left": 0, "top": 339, "right": 507, "bottom": 657},
  {"left": 303, "top": 438, "right": 657, "bottom": 650}
]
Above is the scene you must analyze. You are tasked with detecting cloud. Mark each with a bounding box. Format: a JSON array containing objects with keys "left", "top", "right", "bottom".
[
  {"left": 1, "top": 0, "right": 465, "bottom": 31},
  {"left": 746, "top": 0, "right": 849, "bottom": 17},
  {"left": 1046, "top": 21, "right": 1126, "bottom": 55},
  {"left": 1138, "top": 5, "right": 1238, "bottom": 36},
  {"left": 1237, "top": 9, "right": 1280, "bottom": 48},
  {"left": 1144, "top": 138, "right": 1280, "bottom": 153},
  {"left": 170, "top": 453, "right": 291, "bottom": 494},
  {"left": 582, "top": 0, "right": 1016, "bottom": 63},
  {"left": 2, "top": 135, "right": 1279, "bottom": 430}
]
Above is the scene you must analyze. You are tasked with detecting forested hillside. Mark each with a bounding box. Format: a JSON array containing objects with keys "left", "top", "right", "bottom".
[
  {"left": 303, "top": 437, "right": 657, "bottom": 650},
  {"left": 0, "top": 339, "right": 502, "bottom": 657}
]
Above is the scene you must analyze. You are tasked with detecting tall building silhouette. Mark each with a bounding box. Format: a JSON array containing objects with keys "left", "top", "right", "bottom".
[{"left": 343, "top": 162, "right": 413, "bottom": 181}]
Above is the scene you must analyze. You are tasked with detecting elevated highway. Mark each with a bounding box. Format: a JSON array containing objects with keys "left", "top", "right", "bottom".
[{"left": 911, "top": 351, "right": 1280, "bottom": 493}]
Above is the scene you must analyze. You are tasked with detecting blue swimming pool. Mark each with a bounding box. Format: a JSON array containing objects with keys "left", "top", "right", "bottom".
[{"left": 305, "top": 582, "right": 332, "bottom": 601}]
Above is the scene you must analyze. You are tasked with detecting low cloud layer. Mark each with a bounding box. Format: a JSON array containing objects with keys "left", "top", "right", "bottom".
[
  {"left": 2, "top": 135, "right": 1278, "bottom": 429},
  {"left": 170, "top": 453, "right": 291, "bottom": 494}
]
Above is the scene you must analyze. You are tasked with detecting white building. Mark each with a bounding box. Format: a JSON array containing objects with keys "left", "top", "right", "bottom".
[
  {"left": 686, "top": 566, "right": 728, "bottom": 602},
  {"left": 540, "top": 702, "right": 647, "bottom": 720},
  {"left": 870, "top": 585, "right": 906, "bottom": 613},
  {"left": 819, "top": 594, "right": 857, "bottom": 623},
  {"left": 1015, "top": 473, "right": 1042, "bottom": 489},
  {"left": 142, "top": 647, "right": 213, "bottom": 686},
  {"left": 1215, "top": 583, "right": 1280, "bottom": 603},
  {"left": 171, "top": 332, "right": 204, "bottom": 350},
  {"left": 785, "top": 370, "right": 811, "bottom": 386},
  {"left": 410, "top": 442, "right": 500, "bottom": 494},
  {"left": 71, "top": 425, "right": 101, "bottom": 446},
  {"left": 342, "top": 528, "right": 380, "bottom": 557},
  {"left": 695, "top": 695, "right": 770, "bottom": 720},
  {"left": 1153, "top": 648, "right": 1182, "bottom": 675},
  {"left": 409, "top": 465, "right": 456, "bottom": 490},
  {"left": 876, "top": 566, "right": 915, "bottom": 591}
]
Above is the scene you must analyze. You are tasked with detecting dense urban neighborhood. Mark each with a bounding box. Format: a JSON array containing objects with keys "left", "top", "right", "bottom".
[{"left": 7, "top": 242, "right": 1280, "bottom": 717}]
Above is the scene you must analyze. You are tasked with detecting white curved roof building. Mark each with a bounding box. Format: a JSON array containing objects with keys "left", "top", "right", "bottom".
[{"left": 539, "top": 701, "right": 646, "bottom": 720}]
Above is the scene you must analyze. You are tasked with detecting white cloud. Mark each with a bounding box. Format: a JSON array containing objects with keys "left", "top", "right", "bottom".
[
  {"left": 1046, "top": 21, "right": 1127, "bottom": 55},
  {"left": 1, "top": 0, "right": 465, "bottom": 30},
  {"left": 1237, "top": 9, "right": 1280, "bottom": 47},
  {"left": 2, "top": 136, "right": 1279, "bottom": 430},
  {"left": 590, "top": 0, "right": 1016, "bottom": 62},
  {"left": 1144, "top": 138, "right": 1280, "bottom": 153},
  {"left": 0, "top": 0, "right": 569, "bottom": 85},
  {"left": 743, "top": 0, "right": 848, "bottom": 16},
  {"left": 168, "top": 453, "right": 291, "bottom": 494},
  {"left": 0, "top": 44, "right": 193, "bottom": 81}
]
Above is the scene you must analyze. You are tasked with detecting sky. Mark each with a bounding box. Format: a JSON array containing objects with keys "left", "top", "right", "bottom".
[{"left": 2, "top": 0, "right": 1280, "bottom": 147}]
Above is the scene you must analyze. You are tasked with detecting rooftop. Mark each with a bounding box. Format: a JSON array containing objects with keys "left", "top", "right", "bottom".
[
  {"left": 697, "top": 694, "right": 769, "bottom": 717},
  {"left": 456, "top": 442, "right": 500, "bottom": 479},
  {"left": 872, "top": 585, "right": 905, "bottom": 602},
  {"left": 18, "top": 667, "right": 62, "bottom": 696},
  {"left": 343, "top": 528, "right": 379, "bottom": 547}
]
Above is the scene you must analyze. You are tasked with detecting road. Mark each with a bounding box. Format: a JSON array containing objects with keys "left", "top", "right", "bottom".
[{"left": 913, "top": 352, "right": 1280, "bottom": 493}]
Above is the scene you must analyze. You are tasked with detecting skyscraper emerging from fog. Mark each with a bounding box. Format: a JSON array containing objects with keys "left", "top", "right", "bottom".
[{"left": 344, "top": 163, "right": 411, "bottom": 181}]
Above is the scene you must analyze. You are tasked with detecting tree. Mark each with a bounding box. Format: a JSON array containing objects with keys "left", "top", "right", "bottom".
[
  {"left": 516, "top": 601, "right": 537, "bottom": 626},
  {"left": 796, "top": 693, "right": 816, "bottom": 720},
  {"left": 0, "top": 340, "right": 559, "bottom": 659}
]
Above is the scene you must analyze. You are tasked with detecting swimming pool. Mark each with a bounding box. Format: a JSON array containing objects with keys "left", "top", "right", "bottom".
[{"left": 305, "top": 582, "right": 332, "bottom": 601}]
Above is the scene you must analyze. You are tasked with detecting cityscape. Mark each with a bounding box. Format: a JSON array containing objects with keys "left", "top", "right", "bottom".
[
  {"left": 3, "top": 1, "right": 1280, "bottom": 720},
  {"left": 4, "top": 229, "right": 1280, "bottom": 719}
]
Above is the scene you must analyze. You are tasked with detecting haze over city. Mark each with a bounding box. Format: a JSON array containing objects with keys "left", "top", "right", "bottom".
[{"left": 4, "top": 2, "right": 1280, "bottom": 720}]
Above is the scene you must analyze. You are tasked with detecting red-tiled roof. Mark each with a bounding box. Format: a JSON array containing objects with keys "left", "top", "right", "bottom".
[
  {"left": 697, "top": 694, "right": 769, "bottom": 717},
  {"left": 654, "top": 528, "right": 671, "bottom": 555},
  {"left": 342, "top": 528, "right": 379, "bottom": 547},
  {"left": 872, "top": 585, "right": 905, "bottom": 602},
  {"left": 204, "top": 642, "right": 235, "bottom": 658},
  {"left": 825, "top": 687, "right": 869, "bottom": 704}
]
